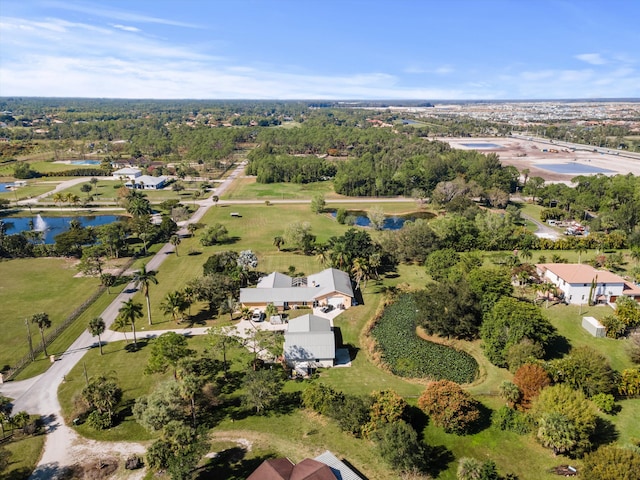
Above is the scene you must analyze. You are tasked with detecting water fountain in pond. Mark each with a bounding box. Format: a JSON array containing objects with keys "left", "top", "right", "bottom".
[{"left": 34, "top": 214, "right": 48, "bottom": 232}]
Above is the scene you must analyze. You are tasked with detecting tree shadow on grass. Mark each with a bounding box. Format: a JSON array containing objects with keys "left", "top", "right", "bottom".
[
  {"left": 423, "top": 444, "right": 455, "bottom": 479},
  {"left": 406, "top": 405, "right": 429, "bottom": 435},
  {"left": 124, "top": 338, "right": 149, "bottom": 352},
  {"left": 195, "top": 448, "right": 276, "bottom": 480},
  {"left": 467, "top": 401, "right": 493, "bottom": 435},
  {"left": 544, "top": 334, "right": 572, "bottom": 360},
  {"left": 591, "top": 416, "right": 619, "bottom": 450}
]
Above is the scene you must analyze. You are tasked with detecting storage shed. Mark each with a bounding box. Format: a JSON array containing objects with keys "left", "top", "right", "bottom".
[{"left": 582, "top": 316, "right": 606, "bottom": 338}]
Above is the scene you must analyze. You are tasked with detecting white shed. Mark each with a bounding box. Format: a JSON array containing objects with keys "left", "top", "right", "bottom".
[{"left": 582, "top": 316, "right": 606, "bottom": 338}]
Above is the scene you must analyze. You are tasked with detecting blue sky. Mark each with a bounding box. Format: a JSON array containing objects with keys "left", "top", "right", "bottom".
[{"left": 0, "top": 0, "right": 638, "bottom": 99}]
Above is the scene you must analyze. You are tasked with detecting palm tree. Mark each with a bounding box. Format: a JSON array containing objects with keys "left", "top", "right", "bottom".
[
  {"left": 31, "top": 312, "right": 51, "bottom": 357},
  {"left": 100, "top": 273, "right": 116, "bottom": 294},
  {"left": 537, "top": 412, "right": 577, "bottom": 456},
  {"left": 499, "top": 381, "right": 521, "bottom": 407},
  {"left": 520, "top": 248, "right": 533, "bottom": 264},
  {"left": 575, "top": 244, "right": 588, "bottom": 264},
  {"left": 187, "top": 223, "right": 199, "bottom": 237},
  {"left": 161, "top": 291, "right": 187, "bottom": 323},
  {"left": 88, "top": 317, "right": 106, "bottom": 355},
  {"left": 273, "top": 236, "right": 284, "bottom": 252},
  {"left": 220, "top": 296, "right": 238, "bottom": 321},
  {"left": 211, "top": 195, "right": 219, "bottom": 206},
  {"left": 133, "top": 263, "right": 158, "bottom": 325},
  {"left": 630, "top": 247, "right": 640, "bottom": 266},
  {"left": 351, "top": 257, "right": 370, "bottom": 291},
  {"left": 52, "top": 192, "right": 65, "bottom": 207},
  {"left": 117, "top": 299, "right": 142, "bottom": 348},
  {"left": 182, "top": 286, "right": 195, "bottom": 317},
  {"left": 170, "top": 234, "right": 181, "bottom": 256}
]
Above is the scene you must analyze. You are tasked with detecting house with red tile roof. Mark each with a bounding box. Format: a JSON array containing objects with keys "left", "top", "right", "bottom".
[{"left": 536, "top": 263, "right": 640, "bottom": 307}]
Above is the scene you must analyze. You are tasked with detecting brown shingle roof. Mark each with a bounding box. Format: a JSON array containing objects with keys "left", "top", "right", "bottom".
[
  {"left": 247, "top": 458, "right": 294, "bottom": 480},
  {"left": 248, "top": 458, "right": 337, "bottom": 480}
]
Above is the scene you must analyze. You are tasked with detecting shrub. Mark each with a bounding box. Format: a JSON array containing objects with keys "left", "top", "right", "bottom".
[
  {"left": 329, "top": 394, "right": 371, "bottom": 437},
  {"left": 86, "top": 410, "right": 112, "bottom": 430},
  {"left": 591, "top": 393, "right": 616, "bottom": 414},
  {"left": 506, "top": 339, "right": 545, "bottom": 372},
  {"left": 618, "top": 368, "right": 640, "bottom": 397},
  {"left": 371, "top": 294, "right": 478, "bottom": 383},
  {"left": 550, "top": 346, "right": 616, "bottom": 397},
  {"left": 513, "top": 363, "right": 551, "bottom": 409},
  {"left": 301, "top": 383, "right": 343, "bottom": 415},
  {"left": 492, "top": 406, "right": 533, "bottom": 434},
  {"left": 418, "top": 380, "right": 481, "bottom": 435},
  {"left": 600, "top": 314, "right": 627, "bottom": 339},
  {"left": 581, "top": 445, "right": 640, "bottom": 480},
  {"left": 362, "top": 389, "right": 408, "bottom": 438},
  {"left": 373, "top": 420, "right": 426, "bottom": 473}
]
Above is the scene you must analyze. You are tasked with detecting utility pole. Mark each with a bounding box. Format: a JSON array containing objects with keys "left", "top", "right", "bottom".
[{"left": 25, "top": 318, "right": 34, "bottom": 362}]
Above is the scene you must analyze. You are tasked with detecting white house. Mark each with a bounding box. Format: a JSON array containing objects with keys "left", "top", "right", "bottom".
[
  {"left": 537, "top": 263, "right": 640, "bottom": 306},
  {"left": 113, "top": 167, "right": 142, "bottom": 180},
  {"left": 125, "top": 175, "right": 168, "bottom": 190},
  {"left": 284, "top": 314, "right": 336, "bottom": 369}
]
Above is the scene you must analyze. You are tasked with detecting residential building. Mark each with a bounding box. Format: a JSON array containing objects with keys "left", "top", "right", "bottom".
[
  {"left": 247, "top": 451, "right": 363, "bottom": 480},
  {"left": 125, "top": 175, "right": 168, "bottom": 190},
  {"left": 536, "top": 263, "right": 640, "bottom": 306},
  {"left": 284, "top": 314, "right": 335, "bottom": 369},
  {"left": 113, "top": 167, "right": 142, "bottom": 180},
  {"left": 240, "top": 268, "right": 354, "bottom": 312}
]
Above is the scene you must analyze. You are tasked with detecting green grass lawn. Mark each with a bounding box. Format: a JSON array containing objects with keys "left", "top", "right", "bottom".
[
  {"left": 0, "top": 182, "right": 61, "bottom": 202},
  {"left": 222, "top": 177, "right": 339, "bottom": 200},
  {"left": 543, "top": 303, "right": 634, "bottom": 372},
  {"left": 0, "top": 258, "right": 101, "bottom": 371},
  {"left": 2, "top": 433, "right": 46, "bottom": 480}
]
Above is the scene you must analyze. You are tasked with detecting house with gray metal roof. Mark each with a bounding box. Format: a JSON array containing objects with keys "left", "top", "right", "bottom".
[
  {"left": 240, "top": 268, "right": 354, "bottom": 312},
  {"left": 284, "top": 314, "right": 336, "bottom": 368}
]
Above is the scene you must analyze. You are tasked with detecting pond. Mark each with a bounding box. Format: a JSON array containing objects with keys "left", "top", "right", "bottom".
[
  {"left": 0, "top": 215, "right": 125, "bottom": 244},
  {"left": 0, "top": 182, "right": 14, "bottom": 193},
  {"left": 331, "top": 210, "right": 434, "bottom": 230}
]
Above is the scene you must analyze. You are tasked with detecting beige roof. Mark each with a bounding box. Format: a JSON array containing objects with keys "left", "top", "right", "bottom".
[
  {"left": 538, "top": 263, "right": 625, "bottom": 284},
  {"left": 623, "top": 282, "right": 640, "bottom": 296}
]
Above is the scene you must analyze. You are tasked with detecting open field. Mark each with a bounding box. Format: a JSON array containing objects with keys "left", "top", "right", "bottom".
[
  {"left": 0, "top": 258, "right": 101, "bottom": 371},
  {"left": 221, "top": 176, "right": 340, "bottom": 200}
]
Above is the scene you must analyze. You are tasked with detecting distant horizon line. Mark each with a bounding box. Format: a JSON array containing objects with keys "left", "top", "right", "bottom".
[{"left": 1, "top": 96, "right": 639, "bottom": 104}]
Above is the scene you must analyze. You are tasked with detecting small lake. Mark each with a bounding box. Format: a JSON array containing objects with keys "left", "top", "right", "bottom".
[
  {"left": 0, "top": 215, "right": 125, "bottom": 244},
  {"left": 0, "top": 182, "right": 14, "bottom": 193},
  {"left": 538, "top": 163, "right": 613, "bottom": 175},
  {"left": 461, "top": 142, "right": 503, "bottom": 149},
  {"left": 331, "top": 210, "right": 434, "bottom": 230}
]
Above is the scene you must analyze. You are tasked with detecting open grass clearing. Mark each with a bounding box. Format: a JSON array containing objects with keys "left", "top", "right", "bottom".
[
  {"left": 0, "top": 257, "right": 101, "bottom": 371},
  {"left": 543, "top": 303, "right": 634, "bottom": 372},
  {"left": 221, "top": 177, "right": 340, "bottom": 200}
]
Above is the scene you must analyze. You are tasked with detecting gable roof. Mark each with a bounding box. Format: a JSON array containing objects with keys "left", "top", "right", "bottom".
[
  {"left": 287, "top": 314, "right": 332, "bottom": 333},
  {"left": 285, "top": 315, "right": 335, "bottom": 361},
  {"left": 308, "top": 268, "right": 354, "bottom": 298},
  {"left": 240, "top": 268, "right": 353, "bottom": 305},
  {"left": 247, "top": 458, "right": 336, "bottom": 480},
  {"left": 538, "top": 263, "right": 625, "bottom": 284},
  {"left": 247, "top": 458, "right": 295, "bottom": 480}
]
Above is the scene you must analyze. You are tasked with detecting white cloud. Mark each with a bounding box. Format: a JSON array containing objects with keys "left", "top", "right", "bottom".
[
  {"left": 111, "top": 24, "right": 140, "bottom": 33},
  {"left": 435, "top": 65, "right": 454, "bottom": 75},
  {"left": 42, "top": 1, "right": 201, "bottom": 28},
  {"left": 575, "top": 53, "right": 607, "bottom": 65}
]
